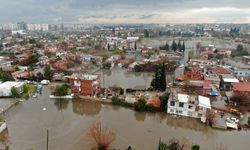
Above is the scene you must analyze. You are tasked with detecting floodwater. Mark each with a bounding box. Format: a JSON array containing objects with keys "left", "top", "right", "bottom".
[
  {"left": 101, "top": 66, "right": 176, "bottom": 89},
  {"left": 2, "top": 86, "right": 250, "bottom": 150}
]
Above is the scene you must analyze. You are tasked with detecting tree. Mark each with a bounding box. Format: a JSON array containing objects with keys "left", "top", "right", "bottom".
[
  {"left": 87, "top": 121, "right": 115, "bottom": 150},
  {"left": 44, "top": 64, "right": 51, "bottom": 80},
  {"left": 151, "top": 65, "right": 160, "bottom": 90},
  {"left": 107, "top": 43, "right": 110, "bottom": 51},
  {"left": 182, "top": 41, "right": 185, "bottom": 52},
  {"left": 177, "top": 40, "right": 182, "bottom": 51},
  {"left": 165, "top": 43, "right": 170, "bottom": 51},
  {"left": 206, "top": 109, "right": 216, "bottom": 126},
  {"left": 11, "top": 87, "right": 19, "bottom": 98},
  {"left": 236, "top": 44, "right": 244, "bottom": 52},
  {"left": 159, "top": 63, "right": 166, "bottom": 91},
  {"left": 36, "top": 72, "right": 44, "bottom": 81},
  {"left": 160, "top": 93, "right": 169, "bottom": 110},
  {"left": 144, "top": 29, "right": 149, "bottom": 38},
  {"left": 53, "top": 84, "right": 70, "bottom": 96},
  {"left": 151, "top": 64, "right": 166, "bottom": 91},
  {"left": 29, "top": 39, "right": 36, "bottom": 44},
  {"left": 171, "top": 40, "right": 177, "bottom": 51}
]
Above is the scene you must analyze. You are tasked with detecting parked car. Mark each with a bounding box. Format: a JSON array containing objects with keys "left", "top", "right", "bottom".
[{"left": 41, "top": 80, "right": 50, "bottom": 85}]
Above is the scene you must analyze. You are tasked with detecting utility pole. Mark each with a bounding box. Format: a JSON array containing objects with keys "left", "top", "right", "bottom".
[{"left": 46, "top": 129, "right": 49, "bottom": 150}]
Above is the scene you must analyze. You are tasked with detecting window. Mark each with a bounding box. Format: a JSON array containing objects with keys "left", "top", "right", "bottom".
[
  {"left": 170, "top": 101, "right": 175, "bottom": 106},
  {"left": 188, "top": 111, "right": 193, "bottom": 116},
  {"left": 178, "top": 110, "right": 183, "bottom": 114},
  {"left": 179, "top": 102, "right": 184, "bottom": 108},
  {"left": 188, "top": 105, "right": 193, "bottom": 109},
  {"left": 198, "top": 113, "right": 203, "bottom": 117}
]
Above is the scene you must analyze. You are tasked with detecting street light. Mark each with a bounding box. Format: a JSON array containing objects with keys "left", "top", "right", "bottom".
[{"left": 42, "top": 107, "right": 49, "bottom": 150}]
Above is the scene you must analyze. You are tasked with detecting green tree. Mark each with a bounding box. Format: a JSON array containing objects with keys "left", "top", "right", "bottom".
[
  {"left": 23, "top": 84, "right": 28, "bottom": 93},
  {"left": 29, "top": 39, "right": 36, "bottom": 44},
  {"left": 11, "top": 87, "right": 19, "bottom": 98},
  {"left": 171, "top": 40, "right": 177, "bottom": 51},
  {"left": 159, "top": 63, "right": 166, "bottom": 91},
  {"left": 30, "top": 53, "right": 39, "bottom": 65},
  {"left": 182, "top": 41, "right": 185, "bottom": 52},
  {"left": 177, "top": 40, "right": 182, "bottom": 51},
  {"left": 151, "top": 65, "right": 160, "bottom": 90},
  {"left": 144, "top": 29, "right": 149, "bottom": 38},
  {"left": 44, "top": 64, "right": 51, "bottom": 80},
  {"left": 53, "top": 84, "right": 70, "bottom": 96},
  {"left": 236, "top": 44, "right": 244, "bottom": 52},
  {"left": 160, "top": 93, "right": 169, "bottom": 110},
  {"left": 36, "top": 72, "right": 44, "bottom": 81}
]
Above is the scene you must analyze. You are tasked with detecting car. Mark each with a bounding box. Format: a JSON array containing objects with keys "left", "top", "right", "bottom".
[{"left": 41, "top": 80, "right": 50, "bottom": 85}]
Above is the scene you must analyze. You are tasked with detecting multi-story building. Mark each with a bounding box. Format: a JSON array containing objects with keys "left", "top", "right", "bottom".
[
  {"left": 68, "top": 74, "right": 100, "bottom": 96},
  {"left": 26, "top": 24, "right": 49, "bottom": 31},
  {"left": 167, "top": 93, "right": 211, "bottom": 121}
]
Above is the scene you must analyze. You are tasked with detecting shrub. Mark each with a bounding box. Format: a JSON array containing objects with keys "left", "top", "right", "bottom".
[
  {"left": 192, "top": 145, "right": 200, "bottom": 150},
  {"left": 11, "top": 87, "right": 19, "bottom": 98},
  {"left": 23, "top": 84, "right": 28, "bottom": 93},
  {"left": 146, "top": 104, "right": 156, "bottom": 112}
]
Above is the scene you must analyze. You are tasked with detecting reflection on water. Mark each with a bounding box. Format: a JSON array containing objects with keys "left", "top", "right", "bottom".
[
  {"left": 54, "top": 99, "right": 69, "bottom": 111},
  {"left": 72, "top": 99, "right": 101, "bottom": 116},
  {"left": 2, "top": 87, "right": 250, "bottom": 150},
  {"left": 102, "top": 66, "right": 153, "bottom": 89}
]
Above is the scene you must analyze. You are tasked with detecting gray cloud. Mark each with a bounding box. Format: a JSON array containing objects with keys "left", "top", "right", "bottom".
[{"left": 0, "top": 0, "right": 249, "bottom": 23}]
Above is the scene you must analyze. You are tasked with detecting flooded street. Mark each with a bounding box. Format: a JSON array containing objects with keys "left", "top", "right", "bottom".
[{"left": 1, "top": 86, "right": 249, "bottom": 150}]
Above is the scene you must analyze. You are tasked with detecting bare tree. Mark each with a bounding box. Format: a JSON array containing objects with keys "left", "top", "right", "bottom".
[
  {"left": 206, "top": 109, "right": 216, "bottom": 126},
  {"left": 86, "top": 121, "right": 115, "bottom": 150}
]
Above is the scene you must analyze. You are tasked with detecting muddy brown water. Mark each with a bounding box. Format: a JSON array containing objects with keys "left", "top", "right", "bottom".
[{"left": 1, "top": 87, "right": 249, "bottom": 150}]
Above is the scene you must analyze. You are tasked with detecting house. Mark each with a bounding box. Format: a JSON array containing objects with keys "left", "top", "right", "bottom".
[
  {"left": 0, "top": 56, "right": 12, "bottom": 68},
  {"left": 68, "top": 74, "right": 100, "bottom": 96},
  {"left": 167, "top": 93, "right": 211, "bottom": 120},
  {"left": 220, "top": 74, "right": 239, "bottom": 89},
  {"left": 39, "top": 56, "right": 49, "bottom": 66},
  {"left": 212, "top": 66, "right": 232, "bottom": 75},
  {"left": 231, "top": 68, "right": 250, "bottom": 78},
  {"left": 0, "top": 81, "right": 25, "bottom": 97},
  {"left": 11, "top": 71, "right": 33, "bottom": 80},
  {"left": 232, "top": 82, "right": 250, "bottom": 95},
  {"left": 242, "top": 56, "right": 250, "bottom": 65}
]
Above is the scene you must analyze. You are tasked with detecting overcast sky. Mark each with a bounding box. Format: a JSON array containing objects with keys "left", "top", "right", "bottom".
[{"left": 0, "top": 0, "right": 249, "bottom": 24}]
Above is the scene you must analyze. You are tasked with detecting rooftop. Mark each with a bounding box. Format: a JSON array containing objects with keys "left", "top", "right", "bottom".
[{"left": 233, "top": 82, "right": 250, "bottom": 92}]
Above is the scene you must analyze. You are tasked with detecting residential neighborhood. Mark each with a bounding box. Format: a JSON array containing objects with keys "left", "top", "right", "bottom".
[{"left": 0, "top": 3, "right": 250, "bottom": 149}]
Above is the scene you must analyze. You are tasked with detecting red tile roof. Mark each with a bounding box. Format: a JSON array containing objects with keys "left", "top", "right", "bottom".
[
  {"left": 233, "top": 82, "right": 250, "bottom": 92},
  {"left": 212, "top": 67, "right": 231, "bottom": 75},
  {"left": 149, "top": 99, "right": 161, "bottom": 108}
]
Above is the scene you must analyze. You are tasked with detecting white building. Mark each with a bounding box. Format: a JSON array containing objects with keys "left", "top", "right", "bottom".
[
  {"left": 26, "top": 24, "right": 49, "bottom": 31},
  {"left": 167, "top": 93, "right": 211, "bottom": 120},
  {"left": 0, "top": 81, "right": 25, "bottom": 97}
]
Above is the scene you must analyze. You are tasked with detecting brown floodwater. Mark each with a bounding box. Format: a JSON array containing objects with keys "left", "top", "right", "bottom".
[{"left": 2, "top": 87, "right": 250, "bottom": 150}]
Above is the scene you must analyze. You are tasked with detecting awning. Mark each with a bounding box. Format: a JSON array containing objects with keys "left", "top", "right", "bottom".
[{"left": 209, "top": 91, "right": 218, "bottom": 96}]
